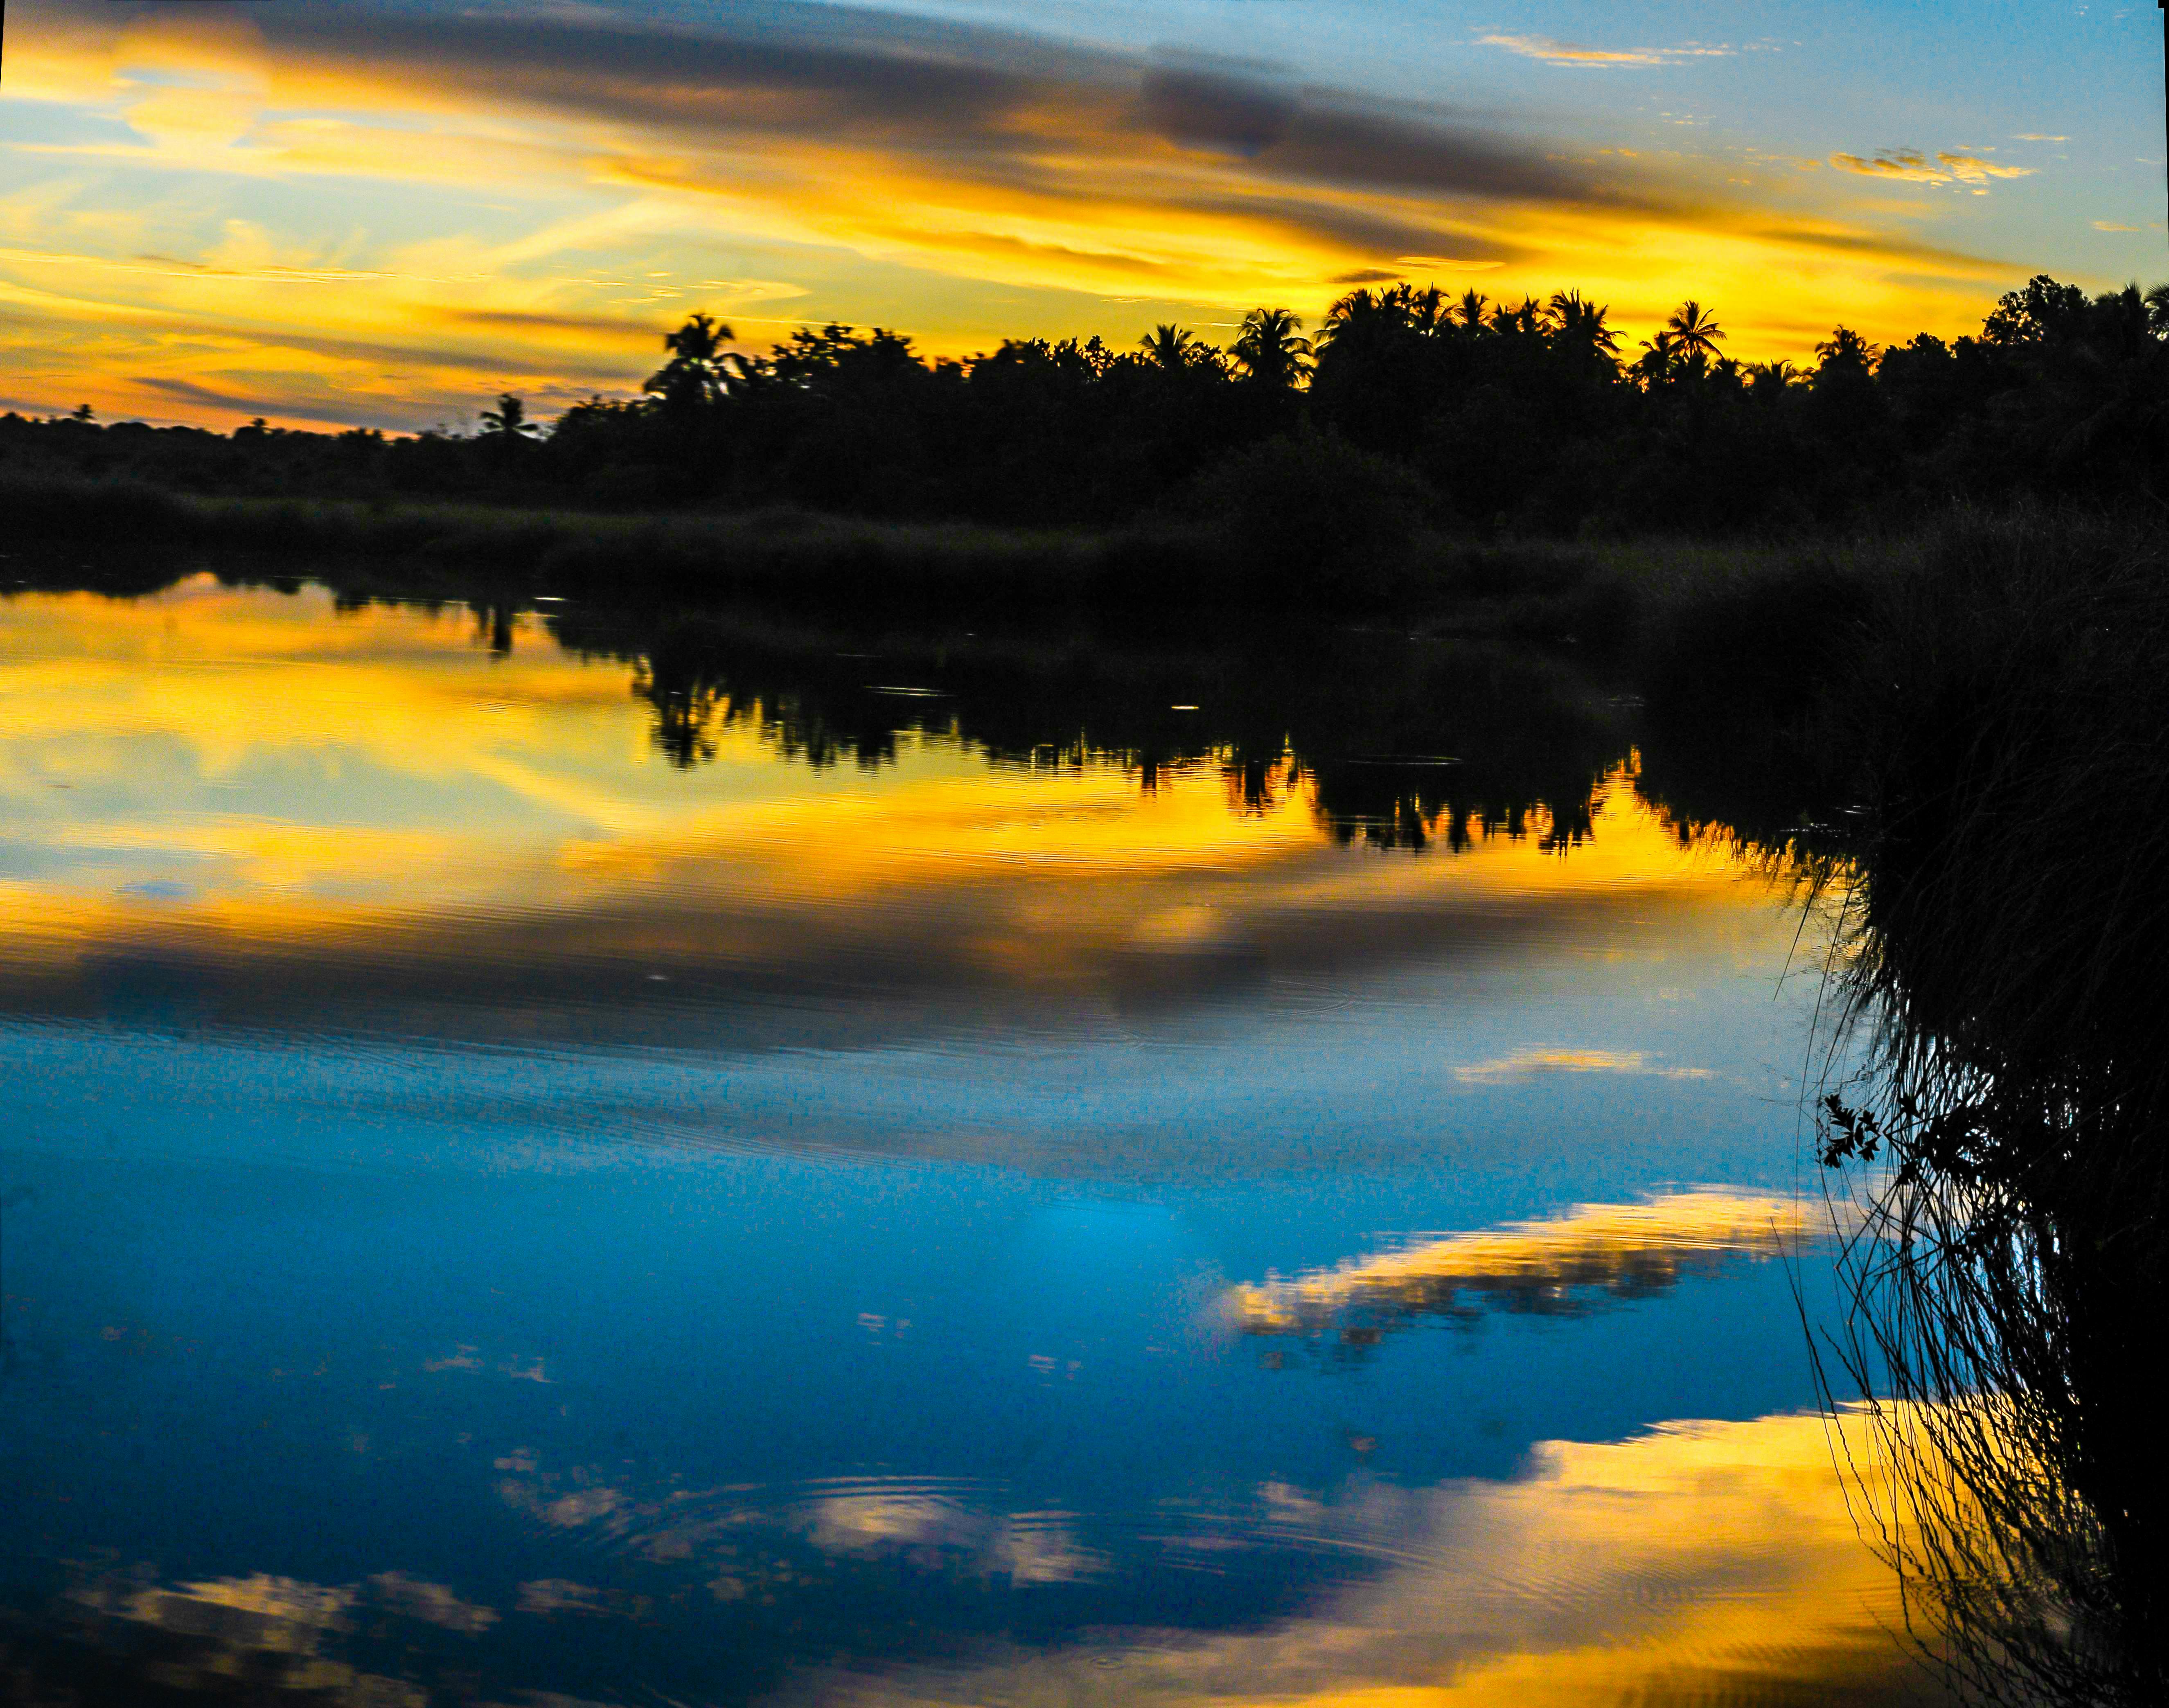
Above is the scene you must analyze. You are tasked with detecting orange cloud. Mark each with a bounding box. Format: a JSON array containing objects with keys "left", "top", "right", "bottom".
[{"left": 0, "top": 0, "right": 2027, "bottom": 424}]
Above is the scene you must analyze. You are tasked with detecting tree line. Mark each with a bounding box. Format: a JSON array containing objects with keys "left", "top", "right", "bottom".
[{"left": 5, "top": 274, "right": 2165, "bottom": 535}]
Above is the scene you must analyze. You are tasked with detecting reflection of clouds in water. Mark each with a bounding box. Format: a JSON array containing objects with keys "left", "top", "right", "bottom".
[
  {"left": 1228, "top": 1192, "right": 1815, "bottom": 1344},
  {"left": 513, "top": 1580, "right": 612, "bottom": 1617},
  {"left": 493, "top": 1459, "right": 1103, "bottom": 1587},
  {"left": 786, "top": 1408, "right": 1950, "bottom": 1708},
  {"left": 0, "top": 588, "right": 1768, "bottom": 1057},
  {"left": 366, "top": 1572, "right": 497, "bottom": 1634},
  {"left": 807, "top": 1488, "right": 1105, "bottom": 1585},
  {"left": 67, "top": 1572, "right": 431, "bottom": 1704},
  {"left": 1452, "top": 1046, "right": 1715, "bottom": 1085}
]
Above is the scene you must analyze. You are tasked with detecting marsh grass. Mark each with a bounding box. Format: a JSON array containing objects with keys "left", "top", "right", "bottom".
[{"left": 1801, "top": 509, "right": 2169, "bottom": 1704}]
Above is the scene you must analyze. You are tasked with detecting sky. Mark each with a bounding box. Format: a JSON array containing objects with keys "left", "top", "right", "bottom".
[{"left": 0, "top": 0, "right": 2163, "bottom": 429}]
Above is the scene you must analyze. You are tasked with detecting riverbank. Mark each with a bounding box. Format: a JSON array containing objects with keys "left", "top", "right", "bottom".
[
  {"left": 7, "top": 475, "right": 2155, "bottom": 767},
  {"left": 2, "top": 467, "right": 1916, "bottom": 641}
]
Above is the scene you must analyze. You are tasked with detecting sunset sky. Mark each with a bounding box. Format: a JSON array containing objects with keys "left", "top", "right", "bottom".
[{"left": 1, "top": 0, "right": 2162, "bottom": 430}]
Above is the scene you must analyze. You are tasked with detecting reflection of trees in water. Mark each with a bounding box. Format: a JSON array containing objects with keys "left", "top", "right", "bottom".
[{"left": 580, "top": 610, "right": 1626, "bottom": 853}]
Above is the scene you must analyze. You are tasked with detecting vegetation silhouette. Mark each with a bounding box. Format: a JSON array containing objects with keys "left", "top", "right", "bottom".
[
  {"left": 6, "top": 274, "right": 2166, "bottom": 570},
  {"left": 1619, "top": 512, "right": 2169, "bottom": 1706}
]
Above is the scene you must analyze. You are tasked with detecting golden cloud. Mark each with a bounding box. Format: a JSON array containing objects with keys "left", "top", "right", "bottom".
[
  {"left": 1830, "top": 149, "right": 2036, "bottom": 192},
  {"left": 0, "top": 0, "right": 2028, "bottom": 422},
  {"left": 1476, "top": 34, "right": 1736, "bottom": 68}
]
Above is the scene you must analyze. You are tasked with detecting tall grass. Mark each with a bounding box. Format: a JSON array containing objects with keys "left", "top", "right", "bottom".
[{"left": 1804, "top": 509, "right": 2169, "bottom": 1706}]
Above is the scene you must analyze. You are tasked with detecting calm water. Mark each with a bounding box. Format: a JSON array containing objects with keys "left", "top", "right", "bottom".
[{"left": 0, "top": 576, "right": 1939, "bottom": 1706}]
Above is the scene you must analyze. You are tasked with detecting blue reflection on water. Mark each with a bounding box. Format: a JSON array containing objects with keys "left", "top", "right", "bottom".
[{"left": 0, "top": 582, "right": 1901, "bottom": 1705}]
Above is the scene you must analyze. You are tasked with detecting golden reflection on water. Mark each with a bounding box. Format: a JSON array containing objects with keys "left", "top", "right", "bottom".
[
  {"left": 798, "top": 1406, "right": 1948, "bottom": 1708},
  {"left": 0, "top": 580, "right": 1775, "bottom": 1039},
  {"left": 1227, "top": 1191, "right": 1823, "bottom": 1342},
  {"left": 87, "top": 1403, "right": 1946, "bottom": 1707}
]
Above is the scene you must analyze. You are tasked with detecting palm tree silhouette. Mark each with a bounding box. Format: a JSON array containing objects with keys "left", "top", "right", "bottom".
[
  {"left": 1815, "top": 326, "right": 1878, "bottom": 372},
  {"left": 1140, "top": 324, "right": 1202, "bottom": 370},
  {"left": 1455, "top": 290, "right": 1491, "bottom": 333},
  {"left": 1231, "top": 307, "right": 1312, "bottom": 390},
  {"left": 1664, "top": 300, "right": 1725, "bottom": 363},
  {"left": 1546, "top": 291, "right": 1621, "bottom": 358},
  {"left": 479, "top": 394, "right": 537, "bottom": 437},
  {"left": 1633, "top": 329, "right": 1682, "bottom": 386},
  {"left": 1746, "top": 359, "right": 1798, "bottom": 395},
  {"left": 645, "top": 312, "right": 737, "bottom": 412}
]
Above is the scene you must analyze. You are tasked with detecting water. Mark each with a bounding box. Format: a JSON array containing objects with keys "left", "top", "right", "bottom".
[{"left": 0, "top": 575, "right": 1938, "bottom": 1705}]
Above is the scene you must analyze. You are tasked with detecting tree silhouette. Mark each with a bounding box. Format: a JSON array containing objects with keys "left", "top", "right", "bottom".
[
  {"left": 1665, "top": 300, "right": 1726, "bottom": 363},
  {"left": 14, "top": 273, "right": 2169, "bottom": 533},
  {"left": 479, "top": 393, "right": 537, "bottom": 437},
  {"left": 1814, "top": 327, "right": 1877, "bottom": 376},
  {"left": 1632, "top": 329, "right": 1681, "bottom": 387},
  {"left": 644, "top": 312, "right": 737, "bottom": 413},
  {"left": 1545, "top": 291, "right": 1621, "bottom": 362},
  {"left": 1231, "top": 307, "right": 1312, "bottom": 390},
  {"left": 1140, "top": 323, "right": 1204, "bottom": 370}
]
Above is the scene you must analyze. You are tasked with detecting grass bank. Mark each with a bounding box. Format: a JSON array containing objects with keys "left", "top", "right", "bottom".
[{"left": 0, "top": 470, "right": 1877, "bottom": 638}]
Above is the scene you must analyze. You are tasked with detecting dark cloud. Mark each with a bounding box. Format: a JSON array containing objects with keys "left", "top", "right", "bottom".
[
  {"left": 66, "top": 0, "right": 1990, "bottom": 293},
  {"left": 228, "top": 0, "right": 1702, "bottom": 221},
  {"left": 135, "top": 374, "right": 329, "bottom": 417},
  {"left": 440, "top": 306, "right": 661, "bottom": 341},
  {"left": 1141, "top": 64, "right": 1300, "bottom": 157}
]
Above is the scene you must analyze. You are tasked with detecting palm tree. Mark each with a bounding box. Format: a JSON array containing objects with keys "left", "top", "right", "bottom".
[
  {"left": 1664, "top": 300, "right": 1725, "bottom": 363},
  {"left": 1140, "top": 323, "right": 1200, "bottom": 371},
  {"left": 478, "top": 393, "right": 537, "bottom": 437},
  {"left": 1455, "top": 290, "right": 1491, "bottom": 333},
  {"left": 1493, "top": 297, "right": 1545, "bottom": 339},
  {"left": 1815, "top": 326, "right": 1878, "bottom": 374},
  {"left": 1230, "top": 307, "right": 1312, "bottom": 390},
  {"left": 1746, "top": 359, "right": 1798, "bottom": 395},
  {"left": 2147, "top": 282, "right": 2169, "bottom": 338},
  {"left": 1546, "top": 291, "right": 1621, "bottom": 359},
  {"left": 645, "top": 312, "right": 737, "bottom": 412},
  {"left": 1632, "top": 329, "right": 1681, "bottom": 386}
]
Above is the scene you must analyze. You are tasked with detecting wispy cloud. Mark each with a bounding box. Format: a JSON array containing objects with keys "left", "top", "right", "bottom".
[
  {"left": 1477, "top": 33, "right": 1736, "bottom": 68},
  {"left": 1830, "top": 149, "right": 2036, "bottom": 192},
  {"left": 2013, "top": 134, "right": 2071, "bottom": 143}
]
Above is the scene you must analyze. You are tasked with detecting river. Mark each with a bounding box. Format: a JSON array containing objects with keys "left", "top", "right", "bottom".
[{"left": 0, "top": 572, "right": 1945, "bottom": 1706}]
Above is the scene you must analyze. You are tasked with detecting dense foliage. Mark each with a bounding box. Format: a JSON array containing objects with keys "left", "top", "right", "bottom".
[{"left": 5, "top": 275, "right": 2166, "bottom": 534}]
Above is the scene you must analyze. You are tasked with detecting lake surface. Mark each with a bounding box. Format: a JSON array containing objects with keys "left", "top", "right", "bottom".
[{"left": 0, "top": 575, "right": 1943, "bottom": 1706}]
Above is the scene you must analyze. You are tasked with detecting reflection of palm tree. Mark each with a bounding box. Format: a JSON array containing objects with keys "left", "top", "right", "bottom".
[
  {"left": 1231, "top": 307, "right": 1313, "bottom": 390},
  {"left": 1664, "top": 300, "right": 1725, "bottom": 363}
]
